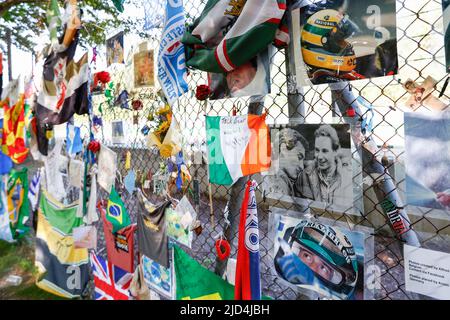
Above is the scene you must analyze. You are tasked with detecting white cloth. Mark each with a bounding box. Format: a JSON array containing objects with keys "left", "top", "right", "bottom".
[
  {"left": 83, "top": 164, "right": 99, "bottom": 224},
  {"left": 44, "top": 139, "right": 69, "bottom": 203}
]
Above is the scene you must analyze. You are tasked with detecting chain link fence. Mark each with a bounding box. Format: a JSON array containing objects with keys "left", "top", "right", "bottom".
[{"left": 72, "top": 0, "right": 450, "bottom": 300}]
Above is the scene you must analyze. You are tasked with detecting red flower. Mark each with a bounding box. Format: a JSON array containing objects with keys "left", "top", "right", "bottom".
[
  {"left": 97, "top": 71, "right": 111, "bottom": 84},
  {"left": 196, "top": 85, "right": 211, "bottom": 101},
  {"left": 132, "top": 100, "right": 143, "bottom": 111},
  {"left": 346, "top": 107, "right": 356, "bottom": 117},
  {"left": 88, "top": 140, "right": 101, "bottom": 153}
]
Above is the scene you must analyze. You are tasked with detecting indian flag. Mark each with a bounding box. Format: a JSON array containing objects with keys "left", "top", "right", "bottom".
[{"left": 206, "top": 114, "right": 271, "bottom": 185}]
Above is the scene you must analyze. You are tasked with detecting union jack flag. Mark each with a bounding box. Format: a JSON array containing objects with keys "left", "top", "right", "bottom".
[{"left": 90, "top": 252, "right": 133, "bottom": 300}]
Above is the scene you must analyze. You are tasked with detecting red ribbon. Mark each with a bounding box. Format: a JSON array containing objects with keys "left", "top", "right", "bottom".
[
  {"left": 215, "top": 239, "right": 231, "bottom": 261},
  {"left": 88, "top": 140, "right": 101, "bottom": 153}
]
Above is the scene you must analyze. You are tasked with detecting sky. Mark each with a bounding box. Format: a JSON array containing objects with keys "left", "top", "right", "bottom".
[{"left": 1, "top": 0, "right": 205, "bottom": 87}]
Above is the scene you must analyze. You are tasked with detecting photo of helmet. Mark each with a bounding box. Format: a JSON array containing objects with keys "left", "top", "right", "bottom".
[
  {"left": 274, "top": 219, "right": 359, "bottom": 300},
  {"left": 301, "top": 9, "right": 357, "bottom": 76}
]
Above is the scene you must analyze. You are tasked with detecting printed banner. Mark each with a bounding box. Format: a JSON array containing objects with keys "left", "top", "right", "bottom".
[
  {"left": 157, "top": 0, "right": 189, "bottom": 105},
  {"left": 235, "top": 180, "right": 261, "bottom": 300},
  {"left": 35, "top": 2, "right": 89, "bottom": 155},
  {"left": 35, "top": 194, "right": 89, "bottom": 299}
]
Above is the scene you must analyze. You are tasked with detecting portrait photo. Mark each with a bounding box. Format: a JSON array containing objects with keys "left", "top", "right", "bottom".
[
  {"left": 106, "top": 31, "right": 125, "bottom": 66},
  {"left": 111, "top": 120, "right": 125, "bottom": 145},
  {"left": 262, "top": 124, "right": 353, "bottom": 212},
  {"left": 269, "top": 209, "right": 368, "bottom": 300},
  {"left": 134, "top": 50, "right": 154, "bottom": 88},
  {"left": 291, "top": 0, "right": 398, "bottom": 86},
  {"left": 404, "top": 111, "right": 450, "bottom": 211},
  {"left": 208, "top": 49, "right": 272, "bottom": 100}
]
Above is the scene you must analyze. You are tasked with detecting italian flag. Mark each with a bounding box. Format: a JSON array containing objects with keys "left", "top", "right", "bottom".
[
  {"left": 183, "top": 0, "right": 286, "bottom": 73},
  {"left": 206, "top": 114, "right": 271, "bottom": 185}
]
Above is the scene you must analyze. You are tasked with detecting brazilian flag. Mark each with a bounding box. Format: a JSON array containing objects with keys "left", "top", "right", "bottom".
[
  {"left": 7, "top": 167, "right": 30, "bottom": 239},
  {"left": 106, "top": 186, "right": 131, "bottom": 233}
]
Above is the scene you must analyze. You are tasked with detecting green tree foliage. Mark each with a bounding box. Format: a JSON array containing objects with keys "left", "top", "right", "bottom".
[{"left": 0, "top": 0, "right": 142, "bottom": 53}]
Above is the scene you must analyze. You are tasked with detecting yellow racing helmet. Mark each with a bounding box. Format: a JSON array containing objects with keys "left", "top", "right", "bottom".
[{"left": 301, "top": 9, "right": 356, "bottom": 73}]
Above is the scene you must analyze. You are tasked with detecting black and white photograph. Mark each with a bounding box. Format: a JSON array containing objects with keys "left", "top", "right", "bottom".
[
  {"left": 443, "top": 0, "right": 450, "bottom": 73},
  {"left": 404, "top": 111, "right": 450, "bottom": 211},
  {"left": 291, "top": 0, "right": 399, "bottom": 86},
  {"left": 262, "top": 124, "right": 353, "bottom": 211},
  {"left": 207, "top": 48, "right": 272, "bottom": 100}
]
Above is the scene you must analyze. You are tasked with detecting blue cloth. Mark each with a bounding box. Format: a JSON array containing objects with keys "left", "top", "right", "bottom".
[
  {"left": 66, "top": 124, "right": 83, "bottom": 156},
  {"left": 157, "top": 0, "right": 189, "bottom": 105}
]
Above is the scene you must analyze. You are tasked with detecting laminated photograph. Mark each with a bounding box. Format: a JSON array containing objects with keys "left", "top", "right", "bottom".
[
  {"left": 269, "top": 207, "right": 375, "bottom": 300},
  {"left": 111, "top": 120, "right": 126, "bottom": 145},
  {"left": 134, "top": 49, "right": 154, "bottom": 88},
  {"left": 166, "top": 196, "right": 197, "bottom": 248},
  {"left": 291, "top": 0, "right": 399, "bottom": 86},
  {"left": 97, "top": 145, "right": 118, "bottom": 193},
  {"left": 142, "top": 254, "right": 173, "bottom": 299},
  {"left": 404, "top": 111, "right": 450, "bottom": 211},
  {"left": 262, "top": 124, "right": 354, "bottom": 213}
]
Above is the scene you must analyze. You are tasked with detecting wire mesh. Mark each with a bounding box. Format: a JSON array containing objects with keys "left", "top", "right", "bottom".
[{"left": 72, "top": 0, "right": 450, "bottom": 300}]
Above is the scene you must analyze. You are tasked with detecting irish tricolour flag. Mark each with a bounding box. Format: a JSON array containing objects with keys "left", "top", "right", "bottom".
[{"left": 206, "top": 114, "right": 271, "bottom": 185}]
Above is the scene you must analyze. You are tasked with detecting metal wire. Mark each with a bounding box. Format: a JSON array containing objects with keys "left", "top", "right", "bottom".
[{"left": 73, "top": 0, "right": 450, "bottom": 300}]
